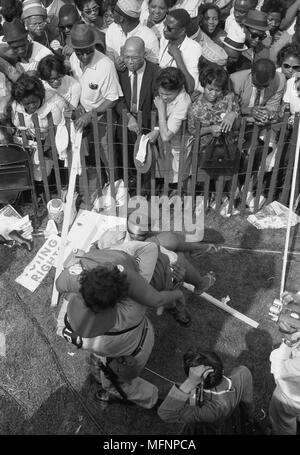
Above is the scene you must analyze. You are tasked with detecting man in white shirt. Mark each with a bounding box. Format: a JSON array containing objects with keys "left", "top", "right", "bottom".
[
  {"left": 2, "top": 18, "right": 52, "bottom": 73},
  {"left": 269, "top": 291, "right": 300, "bottom": 434},
  {"left": 69, "top": 23, "right": 123, "bottom": 175},
  {"left": 159, "top": 8, "right": 202, "bottom": 93},
  {"left": 69, "top": 23, "right": 123, "bottom": 131},
  {"left": 106, "top": 0, "right": 159, "bottom": 71}
]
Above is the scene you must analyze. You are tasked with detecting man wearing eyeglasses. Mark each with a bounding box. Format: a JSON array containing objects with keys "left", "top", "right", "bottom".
[{"left": 22, "top": 1, "right": 61, "bottom": 53}]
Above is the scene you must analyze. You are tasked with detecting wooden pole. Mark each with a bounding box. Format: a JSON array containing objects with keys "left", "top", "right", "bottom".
[
  {"left": 280, "top": 114, "right": 300, "bottom": 297},
  {"left": 51, "top": 125, "right": 82, "bottom": 307},
  {"left": 183, "top": 283, "right": 259, "bottom": 328}
]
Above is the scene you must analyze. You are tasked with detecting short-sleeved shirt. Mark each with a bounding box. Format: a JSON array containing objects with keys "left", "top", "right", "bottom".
[
  {"left": 188, "top": 91, "right": 240, "bottom": 147},
  {"left": 70, "top": 49, "right": 123, "bottom": 112},
  {"left": 159, "top": 36, "right": 202, "bottom": 91},
  {"left": 16, "top": 41, "right": 52, "bottom": 73},
  {"left": 106, "top": 22, "right": 159, "bottom": 64},
  {"left": 43, "top": 75, "right": 81, "bottom": 109}
]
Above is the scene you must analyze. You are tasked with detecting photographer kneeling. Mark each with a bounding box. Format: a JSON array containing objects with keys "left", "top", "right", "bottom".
[
  {"left": 269, "top": 291, "right": 300, "bottom": 435},
  {"left": 158, "top": 348, "right": 255, "bottom": 434}
]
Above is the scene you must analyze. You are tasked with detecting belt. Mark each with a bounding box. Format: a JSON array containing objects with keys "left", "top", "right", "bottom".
[{"left": 130, "top": 318, "right": 149, "bottom": 357}]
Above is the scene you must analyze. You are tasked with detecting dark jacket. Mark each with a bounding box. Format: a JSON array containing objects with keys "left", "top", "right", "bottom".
[{"left": 116, "top": 60, "right": 160, "bottom": 132}]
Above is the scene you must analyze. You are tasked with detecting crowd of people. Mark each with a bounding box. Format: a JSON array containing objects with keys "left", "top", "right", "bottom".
[
  {"left": 0, "top": 0, "right": 300, "bottom": 436},
  {"left": 0, "top": 0, "right": 299, "bottom": 204}
]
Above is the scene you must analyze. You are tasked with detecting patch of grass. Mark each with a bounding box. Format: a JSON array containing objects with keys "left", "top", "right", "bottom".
[{"left": 0, "top": 209, "right": 298, "bottom": 434}]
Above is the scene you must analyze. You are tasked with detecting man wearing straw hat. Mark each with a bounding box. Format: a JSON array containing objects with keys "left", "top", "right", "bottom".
[{"left": 219, "top": 27, "right": 249, "bottom": 73}]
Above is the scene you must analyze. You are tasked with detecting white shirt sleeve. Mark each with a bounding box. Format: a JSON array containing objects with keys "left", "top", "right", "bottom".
[
  {"left": 97, "top": 59, "right": 123, "bottom": 101},
  {"left": 270, "top": 342, "right": 300, "bottom": 380}
]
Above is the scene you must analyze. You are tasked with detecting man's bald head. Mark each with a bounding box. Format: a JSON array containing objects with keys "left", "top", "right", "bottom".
[
  {"left": 123, "top": 36, "right": 145, "bottom": 54},
  {"left": 122, "top": 36, "right": 146, "bottom": 72}
]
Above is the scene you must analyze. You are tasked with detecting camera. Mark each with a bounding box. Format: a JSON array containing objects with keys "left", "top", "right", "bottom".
[{"left": 269, "top": 298, "right": 300, "bottom": 332}]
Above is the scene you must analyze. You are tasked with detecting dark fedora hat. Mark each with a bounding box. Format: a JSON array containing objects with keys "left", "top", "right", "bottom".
[
  {"left": 134, "top": 134, "right": 157, "bottom": 174},
  {"left": 70, "top": 23, "right": 97, "bottom": 49},
  {"left": 2, "top": 18, "right": 28, "bottom": 43},
  {"left": 67, "top": 293, "right": 117, "bottom": 338},
  {"left": 243, "top": 10, "right": 271, "bottom": 31}
]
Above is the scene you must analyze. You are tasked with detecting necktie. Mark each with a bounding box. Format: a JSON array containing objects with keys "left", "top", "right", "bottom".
[
  {"left": 131, "top": 71, "right": 138, "bottom": 115},
  {"left": 254, "top": 87, "right": 262, "bottom": 106}
]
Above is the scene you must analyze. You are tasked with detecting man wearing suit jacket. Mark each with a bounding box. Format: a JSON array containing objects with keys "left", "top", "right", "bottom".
[
  {"left": 116, "top": 36, "right": 160, "bottom": 184},
  {"left": 230, "top": 58, "right": 285, "bottom": 125}
]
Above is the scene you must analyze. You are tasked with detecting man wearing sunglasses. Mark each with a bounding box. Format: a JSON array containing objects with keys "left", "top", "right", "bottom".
[
  {"left": 241, "top": 10, "right": 270, "bottom": 67},
  {"left": 159, "top": 8, "right": 202, "bottom": 93}
]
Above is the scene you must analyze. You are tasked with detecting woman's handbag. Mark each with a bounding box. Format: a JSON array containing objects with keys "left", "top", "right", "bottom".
[{"left": 199, "top": 133, "right": 240, "bottom": 177}]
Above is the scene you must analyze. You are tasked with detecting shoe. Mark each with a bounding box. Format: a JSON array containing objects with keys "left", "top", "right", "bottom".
[
  {"left": 95, "top": 388, "right": 127, "bottom": 404},
  {"left": 194, "top": 271, "right": 216, "bottom": 294},
  {"left": 167, "top": 305, "right": 192, "bottom": 327}
]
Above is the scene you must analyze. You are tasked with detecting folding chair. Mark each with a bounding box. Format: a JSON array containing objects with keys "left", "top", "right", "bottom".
[{"left": 0, "top": 143, "right": 38, "bottom": 216}]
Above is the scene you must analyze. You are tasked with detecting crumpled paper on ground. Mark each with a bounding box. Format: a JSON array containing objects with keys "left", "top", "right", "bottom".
[
  {"left": 247, "top": 200, "right": 300, "bottom": 229},
  {"left": 0, "top": 205, "right": 33, "bottom": 239}
]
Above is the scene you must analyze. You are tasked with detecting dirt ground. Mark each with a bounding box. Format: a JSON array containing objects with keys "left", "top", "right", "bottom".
[{"left": 0, "top": 208, "right": 300, "bottom": 435}]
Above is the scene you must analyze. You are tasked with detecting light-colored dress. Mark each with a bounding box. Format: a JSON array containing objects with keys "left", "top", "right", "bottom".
[{"left": 157, "top": 89, "right": 192, "bottom": 183}]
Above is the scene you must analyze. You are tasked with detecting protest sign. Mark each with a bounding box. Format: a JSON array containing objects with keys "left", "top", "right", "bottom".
[{"left": 15, "top": 235, "right": 61, "bottom": 292}]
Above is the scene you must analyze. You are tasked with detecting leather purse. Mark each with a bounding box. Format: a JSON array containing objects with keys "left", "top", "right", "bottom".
[{"left": 198, "top": 133, "right": 240, "bottom": 177}]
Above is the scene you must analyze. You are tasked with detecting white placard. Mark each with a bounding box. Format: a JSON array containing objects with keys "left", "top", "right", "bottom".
[{"left": 15, "top": 235, "right": 61, "bottom": 292}]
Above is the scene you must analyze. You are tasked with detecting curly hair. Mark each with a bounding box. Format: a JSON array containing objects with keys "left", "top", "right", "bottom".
[
  {"left": 261, "top": 0, "right": 286, "bottom": 18},
  {"left": 11, "top": 74, "right": 45, "bottom": 104},
  {"left": 155, "top": 67, "right": 187, "bottom": 92},
  {"left": 37, "top": 54, "right": 66, "bottom": 82},
  {"left": 183, "top": 348, "right": 224, "bottom": 389},
  {"left": 199, "top": 64, "right": 228, "bottom": 92},
  {"left": 79, "top": 265, "right": 129, "bottom": 313},
  {"left": 277, "top": 43, "right": 300, "bottom": 67}
]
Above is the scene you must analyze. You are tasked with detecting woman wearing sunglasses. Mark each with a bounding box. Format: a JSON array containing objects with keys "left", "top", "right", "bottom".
[
  {"left": 279, "top": 44, "right": 300, "bottom": 124},
  {"left": 277, "top": 43, "right": 300, "bottom": 80}
]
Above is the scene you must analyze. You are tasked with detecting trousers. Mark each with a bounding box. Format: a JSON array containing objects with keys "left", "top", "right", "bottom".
[
  {"left": 90, "top": 320, "right": 158, "bottom": 409},
  {"left": 269, "top": 385, "right": 300, "bottom": 435}
]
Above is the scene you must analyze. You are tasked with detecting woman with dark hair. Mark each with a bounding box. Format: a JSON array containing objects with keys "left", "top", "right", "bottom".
[
  {"left": 10, "top": 73, "right": 66, "bottom": 181},
  {"left": 100, "top": 0, "right": 117, "bottom": 32},
  {"left": 276, "top": 43, "right": 300, "bottom": 80},
  {"left": 199, "top": 4, "right": 226, "bottom": 46},
  {"left": 158, "top": 347, "right": 255, "bottom": 435},
  {"left": 37, "top": 54, "right": 81, "bottom": 109},
  {"left": 147, "top": 67, "right": 191, "bottom": 185},
  {"left": 188, "top": 65, "right": 239, "bottom": 148}
]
